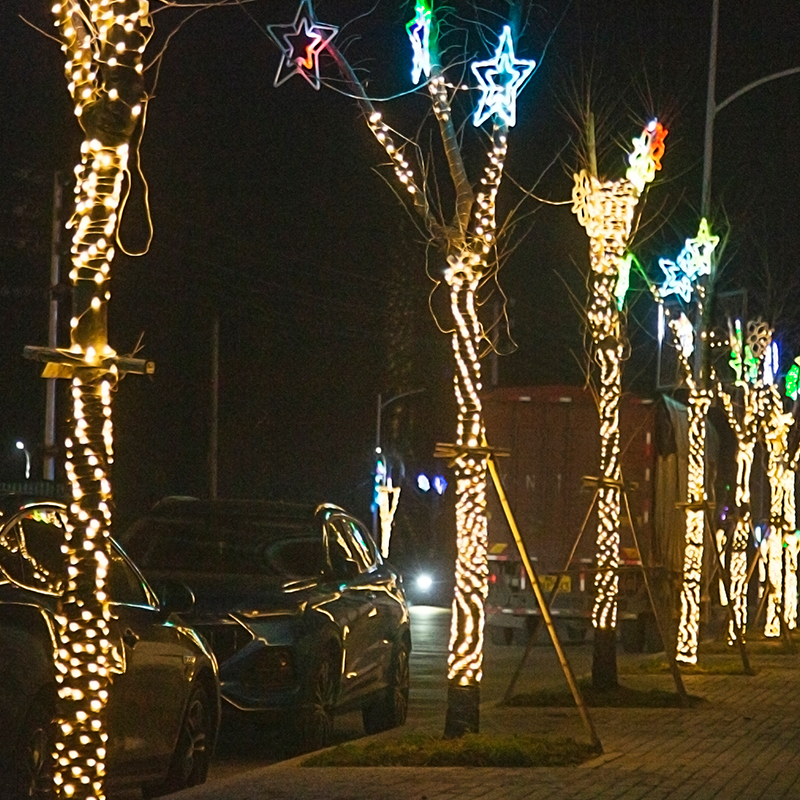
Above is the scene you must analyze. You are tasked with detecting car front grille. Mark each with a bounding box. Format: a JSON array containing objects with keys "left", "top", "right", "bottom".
[{"left": 193, "top": 619, "right": 254, "bottom": 665}]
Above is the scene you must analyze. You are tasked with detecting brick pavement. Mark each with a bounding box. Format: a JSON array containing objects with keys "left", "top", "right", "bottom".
[{"left": 170, "top": 648, "right": 800, "bottom": 800}]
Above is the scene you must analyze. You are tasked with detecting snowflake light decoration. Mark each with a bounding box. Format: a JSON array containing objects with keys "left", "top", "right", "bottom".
[
  {"left": 471, "top": 25, "right": 536, "bottom": 128},
  {"left": 266, "top": 0, "right": 338, "bottom": 90},
  {"left": 406, "top": 1, "right": 433, "bottom": 85}
]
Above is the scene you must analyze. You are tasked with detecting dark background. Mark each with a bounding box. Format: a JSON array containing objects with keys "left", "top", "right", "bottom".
[{"left": 1, "top": 1, "right": 799, "bottom": 567}]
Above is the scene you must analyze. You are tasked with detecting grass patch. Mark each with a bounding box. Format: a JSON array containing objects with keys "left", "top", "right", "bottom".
[
  {"left": 503, "top": 678, "right": 705, "bottom": 708},
  {"left": 302, "top": 732, "right": 596, "bottom": 768},
  {"left": 625, "top": 656, "right": 752, "bottom": 676},
  {"left": 699, "top": 639, "right": 799, "bottom": 657}
]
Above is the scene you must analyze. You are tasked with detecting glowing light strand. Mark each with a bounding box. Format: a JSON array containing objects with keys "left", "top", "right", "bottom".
[
  {"left": 444, "top": 253, "right": 489, "bottom": 685},
  {"left": 51, "top": 2, "right": 149, "bottom": 797},
  {"left": 762, "top": 385, "right": 798, "bottom": 636},
  {"left": 571, "top": 121, "right": 666, "bottom": 634},
  {"left": 718, "top": 375, "right": 765, "bottom": 644}
]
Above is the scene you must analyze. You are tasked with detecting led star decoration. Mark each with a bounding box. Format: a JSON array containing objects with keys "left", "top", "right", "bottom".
[
  {"left": 676, "top": 217, "right": 719, "bottom": 281},
  {"left": 266, "top": 0, "right": 338, "bottom": 90},
  {"left": 659, "top": 257, "right": 694, "bottom": 302},
  {"left": 626, "top": 119, "right": 668, "bottom": 192},
  {"left": 406, "top": 1, "right": 433, "bottom": 85},
  {"left": 471, "top": 25, "right": 536, "bottom": 128}
]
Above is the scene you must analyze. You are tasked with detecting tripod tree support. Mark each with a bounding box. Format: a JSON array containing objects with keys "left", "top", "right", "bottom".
[{"left": 486, "top": 456, "right": 602, "bottom": 753}]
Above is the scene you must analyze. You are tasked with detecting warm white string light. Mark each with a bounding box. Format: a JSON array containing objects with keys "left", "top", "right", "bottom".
[
  {"left": 652, "top": 216, "right": 720, "bottom": 665},
  {"left": 571, "top": 121, "right": 666, "bottom": 639},
  {"left": 51, "top": 2, "right": 149, "bottom": 797},
  {"left": 717, "top": 380, "right": 762, "bottom": 643},
  {"left": 442, "top": 251, "right": 489, "bottom": 687},
  {"left": 762, "top": 385, "right": 797, "bottom": 636}
]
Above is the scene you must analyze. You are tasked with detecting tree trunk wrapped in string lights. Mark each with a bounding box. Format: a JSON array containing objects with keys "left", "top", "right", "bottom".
[
  {"left": 270, "top": 2, "right": 532, "bottom": 735},
  {"left": 50, "top": 2, "right": 149, "bottom": 797},
  {"left": 717, "top": 380, "right": 762, "bottom": 643},
  {"left": 571, "top": 120, "right": 666, "bottom": 689},
  {"left": 652, "top": 218, "right": 720, "bottom": 665},
  {"left": 762, "top": 384, "right": 799, "bottom": 636}
]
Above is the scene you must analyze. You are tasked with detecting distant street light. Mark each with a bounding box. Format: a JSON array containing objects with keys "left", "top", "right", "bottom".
[{"left": 15, "top": 441, "right": 31, "bottom": 480}]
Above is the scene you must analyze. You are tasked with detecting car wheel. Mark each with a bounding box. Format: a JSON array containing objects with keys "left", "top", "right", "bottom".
[
  {"left": 361, "top": 639, "right": 410, "bottom": 735},
  {"left": 13, "top": 694, "right": 55, "bottom": 800},
  {"left": 294, "top": 657, "right": 337, "bottom": 752},
  {"left": 143, "top": 683, "right": 211, "bottom": 798}
]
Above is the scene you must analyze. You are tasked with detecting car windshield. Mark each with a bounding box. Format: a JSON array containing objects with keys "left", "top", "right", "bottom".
[{"left": 123, "top": 516, "right": 327, "bottom": 579}]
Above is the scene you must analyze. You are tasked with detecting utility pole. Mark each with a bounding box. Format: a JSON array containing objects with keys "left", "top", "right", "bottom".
[{"left": 44, "top": 172, "right": 63, "bottom": 482}]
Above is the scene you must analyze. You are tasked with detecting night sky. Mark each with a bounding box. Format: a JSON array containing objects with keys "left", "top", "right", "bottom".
[{"left": 1, "top": 0, "right": 799, "bottom": 539}]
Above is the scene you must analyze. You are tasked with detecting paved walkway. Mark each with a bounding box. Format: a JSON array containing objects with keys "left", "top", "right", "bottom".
[{"left": 170, "top": 642, "right": 800, "bottom": 800}]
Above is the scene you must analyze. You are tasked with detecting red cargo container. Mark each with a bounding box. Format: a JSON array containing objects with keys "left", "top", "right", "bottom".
[{"left": 482, "top": 385, "right": 658, "bottom": 648}]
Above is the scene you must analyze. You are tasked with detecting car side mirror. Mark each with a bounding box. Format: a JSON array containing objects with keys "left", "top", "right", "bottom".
[{"left": 154, "top": 579, "right": 195, "bottom": 616}]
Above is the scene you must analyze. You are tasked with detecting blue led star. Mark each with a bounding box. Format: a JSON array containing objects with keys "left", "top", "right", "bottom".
[
  {"left": 266, "top": 0, "right": 338, "bottom": 90},
  {"left": 471, "top": 25, "right": 536, "bottom": 128},
  {"left": 406, "top": 1, "right": 432, "bottom": 85},
  {"left": 659, "top": 258, "right": 694, "bottom": 303}
]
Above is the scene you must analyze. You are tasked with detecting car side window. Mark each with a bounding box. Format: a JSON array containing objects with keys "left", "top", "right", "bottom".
[
  {"left": 0, "top": 509, "right": 66, "bottom": 593},
  {"left": 107, "top": 546, "right": 153, "bottom": 608},
  {"left": 343, "top": 519, "right": 377, "bottom": 570},
  {"left": 326, "top": 520, "right": 367, "bottom": 578}
]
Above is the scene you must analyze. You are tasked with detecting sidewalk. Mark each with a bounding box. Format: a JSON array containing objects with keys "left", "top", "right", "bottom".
[{"left": 171, "top": 642, "right": 800, "bottom": 800}]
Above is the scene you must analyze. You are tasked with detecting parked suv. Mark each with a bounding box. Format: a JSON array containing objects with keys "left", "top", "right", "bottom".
[
  {"left": 0, "top": 496, "right": 220, "bottom": 800},
  {"left": 121, "top": 498, "right": 411, "bottom": 750}
]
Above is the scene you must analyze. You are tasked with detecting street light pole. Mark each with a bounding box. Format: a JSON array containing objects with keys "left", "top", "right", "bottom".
[
  {"left": 372, "top": 388, "right": 426, "bottom": 537},
  {"left": 15, "top": 441, "right": 31, "bottom": 480}
]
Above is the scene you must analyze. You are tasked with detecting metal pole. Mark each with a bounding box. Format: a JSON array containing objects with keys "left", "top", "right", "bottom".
[
  {"left": 209, "top": 314, "right": 219, "bottom": 500},
  {"left": 487, "top": 456, "right": 602, "bottom": 752},
  {"left": 44, "top": 172, "right": 63, "bottom": 482},
  {"left": 700, "top": 0, "right": 719, "bottom": 221}
]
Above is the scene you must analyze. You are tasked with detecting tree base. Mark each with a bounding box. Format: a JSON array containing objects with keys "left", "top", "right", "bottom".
[
  {"left": 443, "top": 683, "right": 480, "bottom": 738},
  {"left": 591, "top": 625, "right": 618, "bottom": 691}
]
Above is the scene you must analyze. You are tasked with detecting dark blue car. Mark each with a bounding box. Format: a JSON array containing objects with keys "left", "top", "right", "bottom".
[{"left": 121, "top": 498, "right": 411, "bottom": 750}]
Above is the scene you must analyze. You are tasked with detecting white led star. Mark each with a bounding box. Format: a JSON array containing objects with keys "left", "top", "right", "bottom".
[
  {"left": 676, "top": 217, "right": 719, "bottom": 281},
  {"left": 266, "top": 0, "right": 338, "bottom": 90},
  {"left": 406, "top": 1, "right": 432, "bottom": 85},
  {"left": 471, "top": 25, "right": 536, "bottom": 128},
  {"left": 659, "top": 257, "right": 694, "bottom": 303}
]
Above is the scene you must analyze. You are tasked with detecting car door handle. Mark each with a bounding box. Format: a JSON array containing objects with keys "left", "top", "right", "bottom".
[{"left": 122, "top": 628, "right": 140, "bottom": 649}]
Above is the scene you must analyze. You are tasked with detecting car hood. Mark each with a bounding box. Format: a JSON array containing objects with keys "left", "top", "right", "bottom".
[{"left": 145, "top": 569, "right": 319, "bottom": 619}]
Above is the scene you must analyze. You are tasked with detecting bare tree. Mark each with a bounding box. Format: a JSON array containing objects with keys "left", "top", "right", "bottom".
[
  {"left": 264, "top": 0, "right": 542, "bottom": 736},
  {"left": 570, "top": 115, "right": 667, "bottom": 689}
]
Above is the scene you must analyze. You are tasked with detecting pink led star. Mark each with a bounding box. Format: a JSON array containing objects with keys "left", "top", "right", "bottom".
[{"left": 266, "top": 0, "right": 338, "bottom": 90}]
